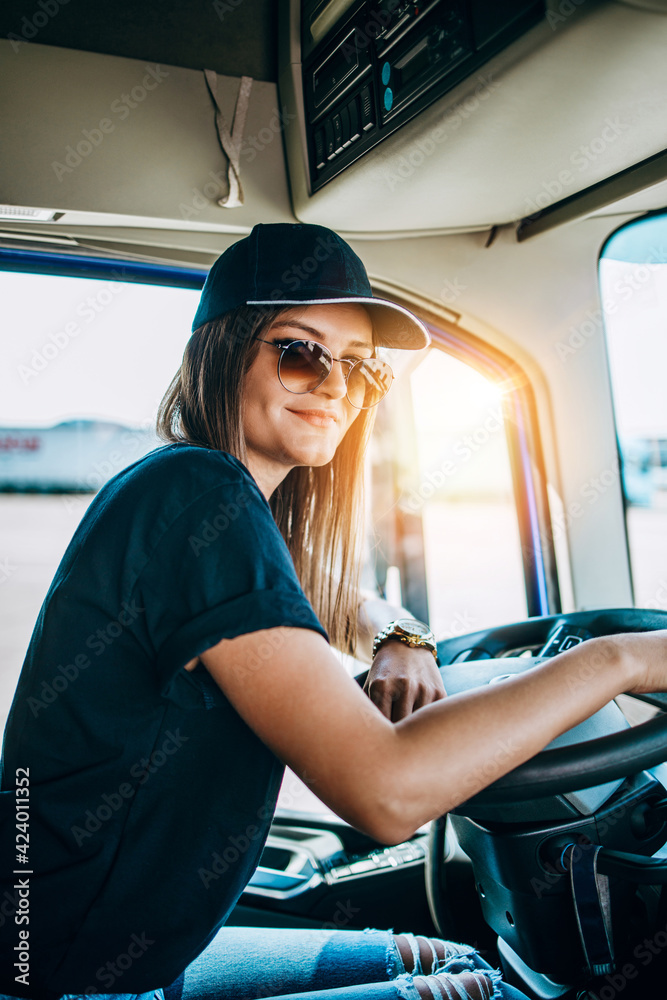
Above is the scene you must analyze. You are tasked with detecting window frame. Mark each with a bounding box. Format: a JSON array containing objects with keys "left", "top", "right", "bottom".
[
  {"left": 0, "top": 244, "right": 208, "bottom": 288},
  {"left": 374, "top": 289, "right": 561, "bottom": 619}
]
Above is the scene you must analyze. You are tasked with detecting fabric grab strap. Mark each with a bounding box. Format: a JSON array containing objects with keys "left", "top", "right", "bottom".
[
  {"left": 563, "top": 841, "right": 615, "bottom": 977},
  {"left": 203, "top": 68, "right": 253, "bottom": 208}
]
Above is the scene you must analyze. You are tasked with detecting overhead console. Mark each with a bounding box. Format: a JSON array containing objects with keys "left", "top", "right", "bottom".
[{"left": 299, "top": 0, "right": 545, "bottom": 194}]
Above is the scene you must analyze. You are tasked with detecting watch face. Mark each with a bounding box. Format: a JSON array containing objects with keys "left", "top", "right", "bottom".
[{"left": 395, "top": 618, "right": 431, "bottom": 639}]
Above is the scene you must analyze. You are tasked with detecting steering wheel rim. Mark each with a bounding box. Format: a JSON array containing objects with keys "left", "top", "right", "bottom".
[
  {"left": 437, "top": 607, "right": 667, "bottom": 810},
  {"left": 461, "top": 713, "right": 667, "bottom": 806}
]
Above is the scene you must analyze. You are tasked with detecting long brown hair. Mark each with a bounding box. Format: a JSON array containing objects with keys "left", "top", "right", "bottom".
[{"left": 156, "top": 304, "right": 376, "bottom": 653}]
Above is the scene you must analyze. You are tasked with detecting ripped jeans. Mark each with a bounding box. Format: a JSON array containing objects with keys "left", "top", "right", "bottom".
[{"left": 160, "top": 925, "right": 531, "bottom": 1000}]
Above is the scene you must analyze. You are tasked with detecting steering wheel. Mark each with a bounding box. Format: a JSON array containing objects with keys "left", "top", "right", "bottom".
[{"left": 424, "top": 608, "right": 667, "bottom": 936}]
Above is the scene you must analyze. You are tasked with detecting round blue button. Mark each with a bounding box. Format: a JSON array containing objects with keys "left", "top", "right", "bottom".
[
  {"left": 384, "top": 87, "right": 393, "bottom": 112},
  {"left": 381, "top": 61, "right": 391, "bottom": 86}
]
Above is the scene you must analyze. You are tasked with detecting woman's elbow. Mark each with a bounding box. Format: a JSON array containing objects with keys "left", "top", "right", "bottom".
[{"left": 345, "top": 788, "right": 422, "bottom": 846}]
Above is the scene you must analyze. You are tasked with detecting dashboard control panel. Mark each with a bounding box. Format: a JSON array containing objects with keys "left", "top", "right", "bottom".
[
  {"left": 324, "top": 836, "right": 427, "bottom": 882},
  {"left": 300, "top": 0, "right": 545, "bottom": 192},
  {"left": 245, "top": 826, "right": 428, "bottom": 899}
]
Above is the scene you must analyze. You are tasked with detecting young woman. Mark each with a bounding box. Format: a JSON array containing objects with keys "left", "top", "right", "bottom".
[{"left": 1, "top": 223, "right": 666, "bottom": 1000}]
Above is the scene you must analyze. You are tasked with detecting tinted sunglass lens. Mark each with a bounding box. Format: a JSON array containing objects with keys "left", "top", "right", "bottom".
[
  {"left": 346, "top": 360, "right": 393, "bottom": 408},
  {"left": 278, "top": 341, "right": 332, "bottom": 393}
]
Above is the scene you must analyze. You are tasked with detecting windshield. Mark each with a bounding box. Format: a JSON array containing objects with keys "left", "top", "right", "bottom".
[{"left": 599, "top": 214, "right": 667, "bottom": 608}]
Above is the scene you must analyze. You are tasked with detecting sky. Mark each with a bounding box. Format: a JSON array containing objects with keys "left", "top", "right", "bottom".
[
  {"left": 600, "top": 258, "right": 667, "bottom": 439},
  {"left": 1, "top": 271, "right": 201, "bottom": 428}
]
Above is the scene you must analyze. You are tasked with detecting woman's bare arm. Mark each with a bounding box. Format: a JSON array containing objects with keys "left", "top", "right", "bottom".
[{"left": 199, "top": 627, "right": 659, "bottom": 845}]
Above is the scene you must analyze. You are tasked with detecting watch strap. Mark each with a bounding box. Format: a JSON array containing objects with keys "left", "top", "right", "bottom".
[{"left": 373, "top": 620, "right": 439, "bottom": 665}]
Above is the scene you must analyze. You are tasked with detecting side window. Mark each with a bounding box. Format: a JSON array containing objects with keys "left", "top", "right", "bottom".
[
  {"left": 371, "top": 344, "right": 528, "bottom": 639},
  {"left": 599, "top": 215, "right": 667, "bottom": 608},
  {"left": 0, "top": 258, "right": 204, "bottom": 729},
  {"left": 409, "top": 348, "right": 527, "bottom": 634}
]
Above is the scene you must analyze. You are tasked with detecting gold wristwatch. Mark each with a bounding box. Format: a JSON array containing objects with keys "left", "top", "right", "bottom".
[{"left": 372, "top": 618, "right": 439, "bottom": 665}]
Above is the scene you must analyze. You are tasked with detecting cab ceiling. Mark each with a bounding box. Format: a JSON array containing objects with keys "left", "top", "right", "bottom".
[
  {"left": 1, "top": 0, "right": 666, "bottom": 236},
  {"left": 1, "top": 0, "right": 278, "bottom": 82}
]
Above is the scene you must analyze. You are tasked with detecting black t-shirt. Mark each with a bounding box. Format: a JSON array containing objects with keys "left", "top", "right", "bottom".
[{"left": 0, "top": 443, "right": 327, "bottom": 994}]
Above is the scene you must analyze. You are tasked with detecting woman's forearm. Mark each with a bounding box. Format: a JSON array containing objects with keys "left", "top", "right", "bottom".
[
  {"left": 388, "top": 635, "right": 639, "bottom": 839},
  {"left": 201, "top": 626, "right": 658, "bottom": 846}
]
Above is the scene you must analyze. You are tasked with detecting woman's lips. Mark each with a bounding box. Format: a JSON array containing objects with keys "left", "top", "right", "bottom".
[{"left": 288, "top": 408, "right": 339, "bottom": 427}]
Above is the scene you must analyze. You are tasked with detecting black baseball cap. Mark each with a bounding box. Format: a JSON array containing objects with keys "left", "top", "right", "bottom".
[{"left": 192, "top": 223, "right": 430, "bottom": 350}]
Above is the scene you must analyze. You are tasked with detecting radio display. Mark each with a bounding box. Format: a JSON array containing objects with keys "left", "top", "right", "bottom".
[
  {"left": 310, "top": 0, "right": 358, "bottom": 46},
  {"left": 313, "top": 31, "right": 360, "bottom": 108},
  {"left": 394, "top": 35, "right": 431, "bottom": 88},
  {"left": 302, "top": 0, "right": 546, "bottom": 191},
  {"left": 382, "top": 7, "right": 471, "bottom": 121}
]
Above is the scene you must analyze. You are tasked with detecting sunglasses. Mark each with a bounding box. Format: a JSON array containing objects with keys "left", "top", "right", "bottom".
[{"left": 256, "top": 338, "right": 394, "bottom": 409}]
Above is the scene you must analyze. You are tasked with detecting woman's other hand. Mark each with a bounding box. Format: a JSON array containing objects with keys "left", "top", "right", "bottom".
[
  {"left": 615, "top": 628, "right": 667, "bottom": 695},
  {"left": 363, "top": 642, "right": 446, "bottom": 722}
]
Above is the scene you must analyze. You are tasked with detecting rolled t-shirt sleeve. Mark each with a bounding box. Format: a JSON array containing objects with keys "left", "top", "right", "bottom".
[{"left": 135, "top": 474, "right": 328, "bottom": 698}]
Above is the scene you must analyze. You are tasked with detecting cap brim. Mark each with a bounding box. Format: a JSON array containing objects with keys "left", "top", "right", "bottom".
[{"left": 247, "top": 297, "right": 430, "bottom": 351}]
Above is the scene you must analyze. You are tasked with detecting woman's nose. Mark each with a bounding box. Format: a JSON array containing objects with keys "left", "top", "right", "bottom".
[{"left": 312, "top": 359, "right": 348, "bottom": 400}]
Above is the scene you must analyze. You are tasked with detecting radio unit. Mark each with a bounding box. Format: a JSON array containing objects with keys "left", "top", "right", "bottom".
[{"left": 300, "top": 0, "right": 545, "bottom": 193}]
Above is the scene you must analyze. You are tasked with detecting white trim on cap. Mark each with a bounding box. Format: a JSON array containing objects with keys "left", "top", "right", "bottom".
[{"left": 246, "top": 297, "right": 430, "bottom": 350}]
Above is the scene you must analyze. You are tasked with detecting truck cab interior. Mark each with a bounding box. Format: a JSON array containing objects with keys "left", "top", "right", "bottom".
[{"left": 2, "top": 1, "right": 667, "bottom": 997}]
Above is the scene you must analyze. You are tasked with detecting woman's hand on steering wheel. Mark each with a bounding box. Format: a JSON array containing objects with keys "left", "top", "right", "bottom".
[
  {"left": 363, "top": 642, "right": 446, "bottom": 722},
  {"left": 615, "top": 628, "right": 667, "bottom": 696}
]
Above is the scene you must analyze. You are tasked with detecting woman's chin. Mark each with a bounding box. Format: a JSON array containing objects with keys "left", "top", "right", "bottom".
[{"left": 290, "top": 445, "right": 337, "bottom": 469}]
